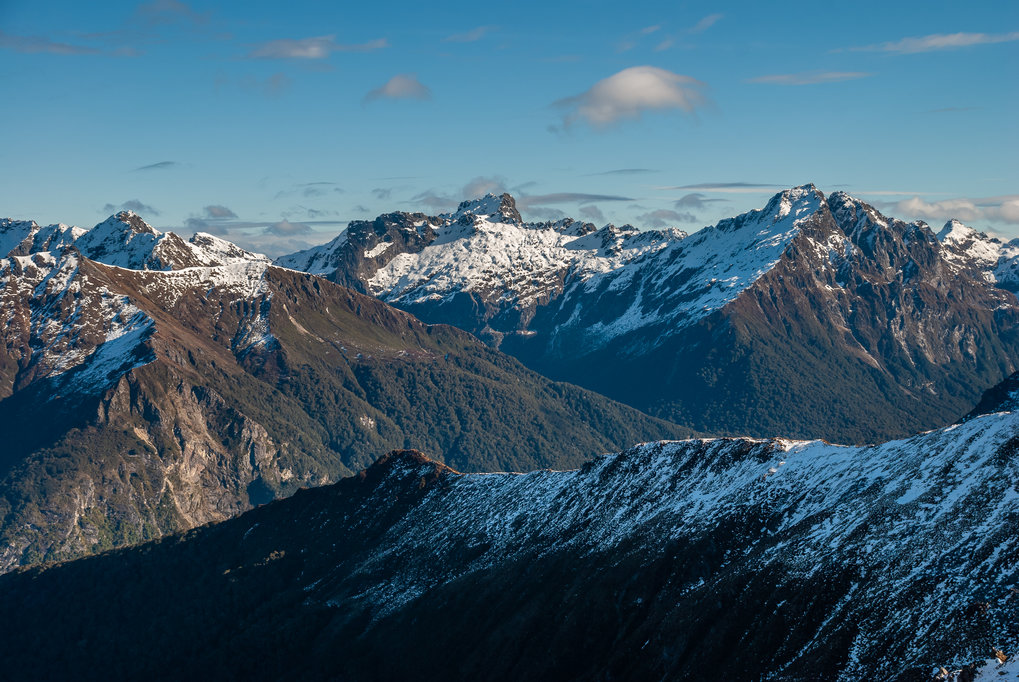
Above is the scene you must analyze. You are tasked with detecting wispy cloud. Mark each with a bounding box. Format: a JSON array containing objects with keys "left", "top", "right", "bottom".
[
  {"left": 274, "top": 182, "right": 343, "bottom": 200},
  {"left": 181, "top": 215, "right": 344, "bottom": 241},
  {"left": 266, "top": 219, "right": 312, "bottom": 236},
  {"left": 134, "top": 160, "right": 179, "bottom": 171},
  {"left": 662, "top": 182, "right": 785, "bottom": 193},
  {"left": 849, "top": 31, "right": 1019, "bottom": 54},
  {"left": 637, "top": 208, "right": 696, "bottom": 227},
  {"left": 674, "top": 193, "right": 726, "bottom": 210},
  {"left": 651, "top": 14, "right": 723, "bottom": 52},
  {"left": 553, "top": 66, "right": 708, "bottom": 129},
  {"left": 410, "top": 184, "right": 633, "bottom": 215},
  {"left": 586, "top": 168, "right": 658, "bottom": 176},
  {"left": 407, "top": 177, "right": 511, "bottom": 212},
  {"left": 102, "top": 199, "right": 159, "bottom": 215},
  {"left": 749, "top": 71, "right": 871, "bottom": 85},
  {"left": 443, "top": 26, "right": 494, "bottom": 43},
  {"left": 0, "top": 30, "right": 104, "bottom": 55},
  {"left": 248, "top": 35, "right": 388, "bottom": 59},
  {"left": 364, "top": 74, "right": 431, "bottom": 103},
  {"left": 518, "top": 193, "right": 632, "bottom": 207},
  {"left": 689, "top": 14, "right": 724, "bottom": 34},
  {"left": 298, "top": 182, "right": 343, "bottom": 198},
  {"left": 411, "top": 190, "right": 455, "bottom": 212}
]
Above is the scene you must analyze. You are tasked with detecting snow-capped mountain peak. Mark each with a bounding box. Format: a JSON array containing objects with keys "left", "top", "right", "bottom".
[
  {"left": 938, "top": 218, "right": 980, "bottom": 245},
  {"left": 74, "top": 211, "right": 169, "bottom": 269},
  {"left": 2, "top": 211, "right": 272, "bottom": 272},
  {"left": 936, "top": 218, "right": 1019, "bottom": 289},
  {"left": 1, "top": 218, "right": 83, "bottom": 258},
  {"left": 443, "top": 192, "right": 522, "bottom": 226},
  {"left": 185, "top": 232, "right": 270, "bottom": 266}
]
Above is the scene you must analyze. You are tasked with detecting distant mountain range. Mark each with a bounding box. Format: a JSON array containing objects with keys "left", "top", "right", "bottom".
[
  {"left": 3, "top": 372, "right": 1018, "bottom": 681},
  {"left": 0, "top": 212, "right": 689, "bottom": 572},
  {"left": 5, "top": 186, "right": 1019, "bottom": 575},
  {"left": 277, "top": 186, "right": 1019, "bottom": 443}
]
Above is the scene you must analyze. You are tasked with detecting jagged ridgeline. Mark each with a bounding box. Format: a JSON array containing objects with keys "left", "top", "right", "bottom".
[
  {"left": 3, "top": 373, "right": 1019, "bottom": 681},
  {"left": 282, "top": 187, "right": 1019, "bottom": 444},
  {"left": 0, "top": 214, "right": 691, "bottom": 572}
]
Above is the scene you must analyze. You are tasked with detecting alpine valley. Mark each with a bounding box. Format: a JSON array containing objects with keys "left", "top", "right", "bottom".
[{"left": 279, "top": 186, "right": 1019, "bottom": 444}]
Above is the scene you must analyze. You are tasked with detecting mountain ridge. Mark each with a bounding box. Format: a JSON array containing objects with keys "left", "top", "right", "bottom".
[{"left": 2, "top": 374, "right": 1018, "bottom": 680}]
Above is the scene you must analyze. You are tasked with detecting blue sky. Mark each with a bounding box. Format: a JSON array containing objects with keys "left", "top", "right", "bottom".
[{"left": 1, "top": 0, "right": 1017, "bottom": 255}]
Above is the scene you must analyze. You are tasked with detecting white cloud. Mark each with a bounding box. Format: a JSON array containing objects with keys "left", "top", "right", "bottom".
[
  {"left": 364, "top": 74, "right": 431, "bottom": 102},
  {"left": 749, "top": 71, "right": 871, "bottom": 85},
  {"left": 248, "top": 35, "right": 388, "bottom": 59},
  {"left": 892, "top": 196, "right": 1019, "bottom": 225},
  {"left": 554, "top": 66, "right": 707, "bottom": 128},
  {"left": 637, "top": 208, "right": 697, "bottom": 227},
  {"left": 850, "top": 31, "right": 1019, "bottom": 54}
]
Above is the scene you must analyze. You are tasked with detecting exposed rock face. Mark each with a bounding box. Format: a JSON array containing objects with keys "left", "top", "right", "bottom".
[
  {"left": 0, "top": 241, "right": 690, "bottom": 572},
  {"left": 285, "top": 186, "right": 1019, "bottom": 444},
  {"left": 3, "top": 381, "right": 1019, "bottom": 680}
]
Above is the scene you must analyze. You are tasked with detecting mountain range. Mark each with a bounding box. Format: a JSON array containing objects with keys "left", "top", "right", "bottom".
[
  {"left": 2, "top": 187, "right": 1019, "bottom": 680},
  {"left": 0, "top": 212, "right": 689, "bottom": 572},
  {"left": 2, "top": 372, "right": 1017, "bottom": 681},
  {"left": 278, "top": 186, "right": 1019, "bottom": 444}
]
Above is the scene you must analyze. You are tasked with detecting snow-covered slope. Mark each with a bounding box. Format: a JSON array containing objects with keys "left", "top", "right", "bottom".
[
  {"left": 275, "top": 231, "right": 348, "bottom": 275},
  {"left": 0, "top": 251, "right": 155, "bottom": 397},
  {"left": 5, "top": 376, "right": 1019, "bottom": 680},
  {"left": 0, "top": 218, "right": 83, "bottom": 257},
  {"left": 371, "top": 200, "right": 679, "bottom": 311},
  {"left": 0, "top": 246, "right": 278, "bottom": 400},
  {"left": 550, "top": 184, "right": 824, "bottom": 349},
  {"left": 273, "top": 193, "right": 683, "bottom": 338},
  {"left": 74, "top": 211, "right": 270, "bottom": 271},
  {"left": 938, "top": 218, "right": 1019, "bottom": 290}
]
